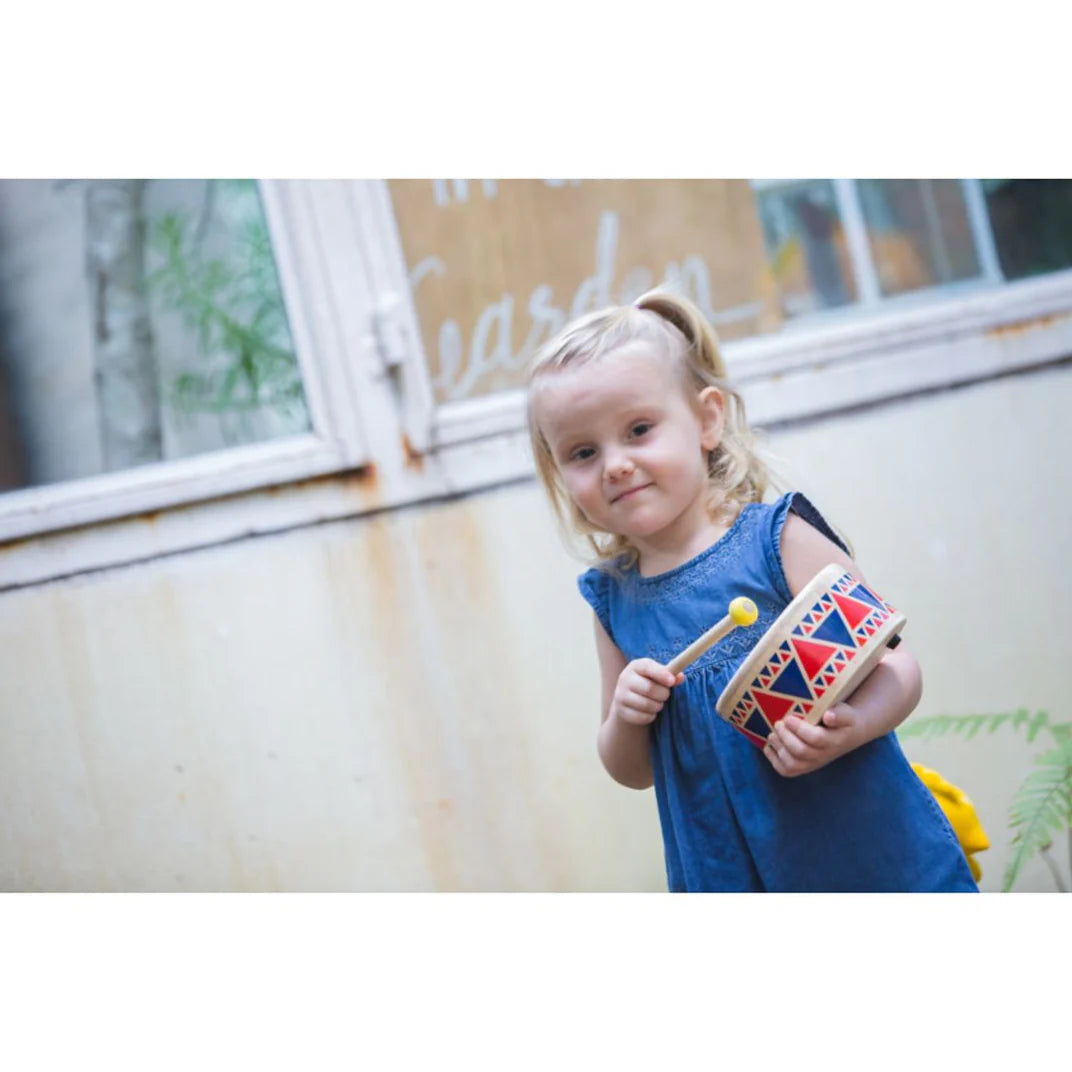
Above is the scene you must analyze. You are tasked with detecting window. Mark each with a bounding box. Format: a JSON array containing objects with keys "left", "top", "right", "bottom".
[
  {"left": 857, "top": 179, "right": 983, "bottom": 296},
  {"left": 385, "top": 179, "right": 783, "bottom": 457},
  {"left": 751, "top": 179, "right": 1072, "bottom": 323},
  {"left": 0, "top": 179, "right": 374, "bottom": 552},
  {"left": 754, "top": 179, "right": 858, "bottom": 316},
  {"left": 983, "top": 179, "right": 1072, "bottom": 281},
  {"left": 0, "top": 180, "right": 310, "bottom": 495}
]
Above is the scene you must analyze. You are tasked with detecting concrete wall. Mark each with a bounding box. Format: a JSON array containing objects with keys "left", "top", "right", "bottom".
[{"left": 1, "top": 363, "right": 1069, "bottom": 891}]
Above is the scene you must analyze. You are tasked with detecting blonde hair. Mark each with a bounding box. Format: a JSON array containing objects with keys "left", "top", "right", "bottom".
[{"left": 526, "top": 288, "right": 773, "bottom": 567}]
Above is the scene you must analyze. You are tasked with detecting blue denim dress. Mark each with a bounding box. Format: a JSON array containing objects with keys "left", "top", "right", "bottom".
[{"left": 579, "top": 492, "right": 978, "bottom": 892}]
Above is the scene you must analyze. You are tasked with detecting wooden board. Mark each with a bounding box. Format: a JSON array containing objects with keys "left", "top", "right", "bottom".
[{"left": 388, "top": 180, "right": 782, "bottom": 403}]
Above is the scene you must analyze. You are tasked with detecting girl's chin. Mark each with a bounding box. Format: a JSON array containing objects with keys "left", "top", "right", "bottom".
[{"left": 619, "top": 518, "right": 676, "bottom": 542}]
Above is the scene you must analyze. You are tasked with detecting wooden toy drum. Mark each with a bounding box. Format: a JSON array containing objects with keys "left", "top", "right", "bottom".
[{"left": 715, "top": 564, "right": 906, "bottom": 747}]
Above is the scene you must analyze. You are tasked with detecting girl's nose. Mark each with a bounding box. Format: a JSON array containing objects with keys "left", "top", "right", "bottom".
[{"left": 604, "top": 453, "right": 635, "bottom": 480}]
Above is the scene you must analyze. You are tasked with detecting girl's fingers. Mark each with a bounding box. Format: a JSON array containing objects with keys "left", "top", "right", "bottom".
[
  {"left": 764, "top": 738, "right": 790, "bottom": 776},
  {"left": 627, "top": 677, "right": 670, "bottom": 704},
  {"left": 774, "top": 730, "right": 814, "bottom": 763},
  {"left": 780, "top": 718, "right": 826, "bottom": 750},
  {"left": 622, "top": 694, "right": 662, "bottom": 716},
  {"left": 636, "top": 660, "right": 678, "bottom": 688},
  {"left": 767, "top": 723, "right": 826, "bottom": 776},
  {"left": 822, "top": 704, "right": 854, "bottom": 729}
]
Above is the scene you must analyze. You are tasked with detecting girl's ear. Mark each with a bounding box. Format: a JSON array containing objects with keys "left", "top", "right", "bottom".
[{"left": 697, "top": 386, "right": 724, "bottom": 451}]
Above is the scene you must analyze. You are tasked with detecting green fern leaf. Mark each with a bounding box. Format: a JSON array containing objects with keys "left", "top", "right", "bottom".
[
  {"left": 1002, "top": 745, "right": 1072, "bottom": 891},
  {"left": 1022, "top": 710, "right": 1054, "bottom": 744},
  {"left": 898, "top": 709, "right": 1051, "bottom": 744}
]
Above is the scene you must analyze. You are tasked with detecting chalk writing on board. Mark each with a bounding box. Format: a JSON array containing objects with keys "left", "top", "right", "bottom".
[
  {"left": 431, "top": 179, "right": 583, "bottom": 207},
  {"left": 410, "top": 209, "right": 763, "bottom": 401}
]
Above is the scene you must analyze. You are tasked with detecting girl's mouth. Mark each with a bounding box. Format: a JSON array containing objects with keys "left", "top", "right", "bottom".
[{"left": 611, "top": 483, "right": 653, "bottom": 504}]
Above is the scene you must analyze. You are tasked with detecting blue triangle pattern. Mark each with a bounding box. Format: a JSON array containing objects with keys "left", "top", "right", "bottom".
[
  {"left": 745, "top": 710, "right": 771, "bottom": 738},
  {"left": 848, "top": 584, "right": 885, "bottom": 610},
  {"left": 770, "top": 658, "right": 812, "bottom": 700},
  {"left": 812, "top": 609, "right": 854, "bottom": 647}
]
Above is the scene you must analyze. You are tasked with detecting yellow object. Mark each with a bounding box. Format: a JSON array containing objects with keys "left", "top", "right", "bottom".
[
  {"left": 912, "top": 763, "right": 990, "bottom": 881},
  {"left": 729, "top": 597, "right": 759, "bottom": 627}
]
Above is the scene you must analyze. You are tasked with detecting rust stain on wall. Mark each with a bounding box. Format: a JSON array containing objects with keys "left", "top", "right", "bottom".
[
  {"left": 984, "top": 311, "right": 1067, "bottom": 339},
  {"left": 264, "top": 464, "right": 380, "bottom": 500},
  {"left": 400, "top": 435, "right": 424, "bottom": 471},
  {"left": 0, "top": 464, "right": 383, "bottom": 558}
]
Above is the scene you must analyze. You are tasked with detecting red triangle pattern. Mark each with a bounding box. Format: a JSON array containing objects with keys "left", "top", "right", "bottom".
[
  {"left": 752, "top": 691, "right": 795, "bottom": 725},
  {"left": 791, "top": 637, "right": 838, "bottom": 680},
  {"left": 832, "top": 591, "right": 874, "bottom": 632}
]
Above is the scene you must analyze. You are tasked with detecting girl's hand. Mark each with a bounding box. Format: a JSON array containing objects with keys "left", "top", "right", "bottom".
[
  {"left": 610, "top": 659, "right": 684, "bottom": 726},
  {"left": 763, "top": 704, "right": 862, "bottom": 777}
]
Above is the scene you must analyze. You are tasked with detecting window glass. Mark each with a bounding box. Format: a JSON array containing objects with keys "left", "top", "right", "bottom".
[
  {"left": 753, "top": 179, "right": 857, "bottom": 318},
  {"left": 858, "top": 179, "right": 980, "bottom": 296},
  {"left": 388, "top": 180, "right": 783, "bottom": 404},
  {"left": 983, "top": 179, "right": 1072, "bottom": 281},
  {"left": 0, "top": 179, "right": 310, "bottom": 494}
]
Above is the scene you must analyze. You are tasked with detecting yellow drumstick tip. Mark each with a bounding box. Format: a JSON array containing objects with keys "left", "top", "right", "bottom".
[{"left": 729, "top": 597, "right": 758, "bottom": 627}]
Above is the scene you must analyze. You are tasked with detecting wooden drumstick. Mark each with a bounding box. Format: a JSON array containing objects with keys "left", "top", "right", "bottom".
[{"left": 667, "top": 597, "right": 759, "bottom": 675}]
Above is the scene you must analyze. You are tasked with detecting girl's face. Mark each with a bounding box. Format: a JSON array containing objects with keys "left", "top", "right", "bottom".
[{"left": 533, "top": 344, "right": 724, "bottom": 555}]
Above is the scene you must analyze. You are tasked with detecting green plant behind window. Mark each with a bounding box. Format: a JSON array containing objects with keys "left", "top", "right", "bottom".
[
  {"left": 148, "top": 180, "right": 307, "bottom": 444},
  {"left": 898, "top": 709, "right": 1072, "bottom": 892}
]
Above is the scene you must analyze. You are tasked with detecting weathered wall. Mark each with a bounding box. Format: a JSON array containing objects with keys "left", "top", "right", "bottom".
[{"left": 0, "top": 364, "right": 1068, "bottom": 891}]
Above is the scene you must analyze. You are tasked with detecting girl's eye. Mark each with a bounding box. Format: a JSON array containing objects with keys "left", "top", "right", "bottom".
[
  {"left": 568, "top": 446, "right": 596, "bottom": 463},
  {"left": 630, "top": 421, "right": 653, "bottom": 438}
]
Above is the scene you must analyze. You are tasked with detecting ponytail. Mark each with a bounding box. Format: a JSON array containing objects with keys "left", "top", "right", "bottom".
[{"left": 635, "top": 289, "right": 770, "bottom": 522}]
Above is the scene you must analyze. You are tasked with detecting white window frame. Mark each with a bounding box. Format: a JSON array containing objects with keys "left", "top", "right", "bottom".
[
  {"left": 0, "top": 180, "right": 375, "bottom": 544},
  {"left": 3, "top": 178, "right": 1072, "bottom": 591}
]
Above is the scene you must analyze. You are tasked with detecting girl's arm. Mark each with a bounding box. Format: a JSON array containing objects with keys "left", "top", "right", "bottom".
[
  {"left": 765, "top": 512, "right": 923, "bottom": 778},
  {"left": 592, "top": 615, "right": 681, "bottom": 790}
]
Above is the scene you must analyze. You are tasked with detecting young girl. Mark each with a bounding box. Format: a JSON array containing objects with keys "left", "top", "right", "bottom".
[{"left": 526, "top": 288, "right": 977, "bottom": 893}]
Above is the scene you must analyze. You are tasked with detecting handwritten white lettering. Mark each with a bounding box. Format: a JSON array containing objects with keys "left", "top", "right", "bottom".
[
  {"left": 410, "top": 209, "right": 751, "bottom": 400},
  {"left": 452, "top": 295, "right": 514, "bottom": 399},
  {"left": 432, "top": 179, "right": 580, "bottom": 205},
  {"left": 570, "top": 211, "right": 617, "bottom": 319},
  {"left": 432, "top": 180, "right": 499, "bottom": 206},
  {"left": 521, "top": 285, "right": 566, "bottom": 363},
  {"left": 434, "top": 319, "right": 464, "bottom": 397},
  {"left": 663, "top": 256, "right": 717, "bottom": 323}
]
